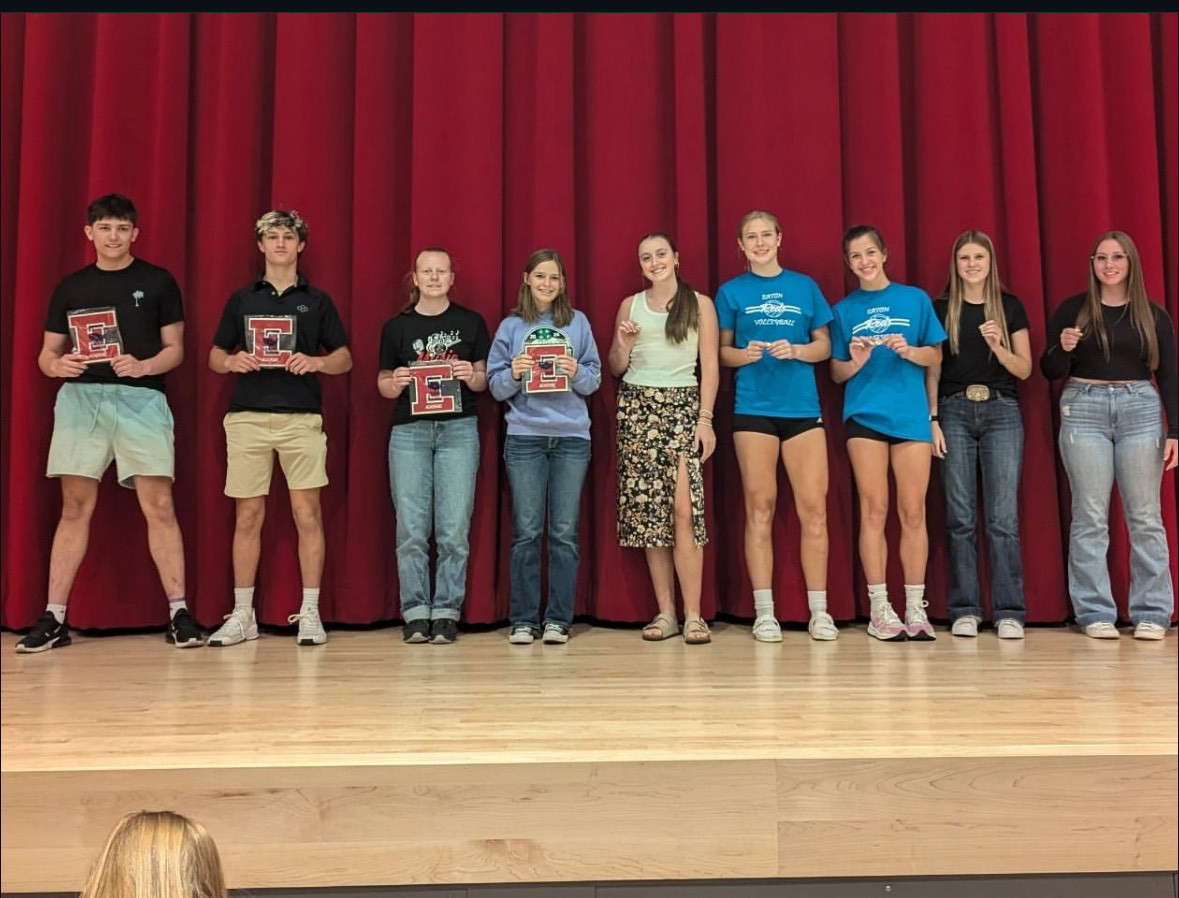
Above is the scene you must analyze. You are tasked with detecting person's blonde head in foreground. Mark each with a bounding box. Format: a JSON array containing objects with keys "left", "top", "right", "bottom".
[{"left": 79, "top": 810, "right": 227, "bottom": 898}]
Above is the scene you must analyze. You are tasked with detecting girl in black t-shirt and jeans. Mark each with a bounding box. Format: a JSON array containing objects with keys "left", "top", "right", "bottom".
[
  {"left": 1041, "top": 230, "right": 1177, "bottom": 641},
  {"left": 929, "top": 231, "right": 1033, "bottom": 639}
]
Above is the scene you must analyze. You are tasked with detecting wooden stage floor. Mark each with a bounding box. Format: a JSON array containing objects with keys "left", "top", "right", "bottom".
[{"left": 1, "top": 622, "right": 1176, "bottom": 892}]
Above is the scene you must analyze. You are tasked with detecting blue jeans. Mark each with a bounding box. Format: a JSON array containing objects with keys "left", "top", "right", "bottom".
[
  {"left": 388, "top": 417, "right": 480, "bottom": 622},
  {"left": 1058, "top": 380, "right": 1173, "bottom": 627},
  {"left": 504, "top": 435, "right": 591, "bottom": 629},
  {"left": 939, "top": 394, "right": 1026, "bottom": 623}
]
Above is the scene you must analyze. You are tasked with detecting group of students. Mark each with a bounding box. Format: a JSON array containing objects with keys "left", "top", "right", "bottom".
[{"left": 14, "top": 196, "right": 1177, "bottom": 654}]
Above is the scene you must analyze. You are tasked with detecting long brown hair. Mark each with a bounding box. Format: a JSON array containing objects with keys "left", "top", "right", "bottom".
[
  {"left": 943, "top": 230, "right": 1011, "bottom": 356},
  {"left": 513, "top": 249, "right": 574, "bottom": 327},
  {"left": 402, "top": 246, "right": 453, "bottom": 313},
  {"left": 1077, "top": 230, "right": 1158, "bottom": 369},
  {"left": 639, "top": 232, "right": 699, "bottom": 344},
  {"left": 79, "top": 810, "right": 227, "bottom": 898}
]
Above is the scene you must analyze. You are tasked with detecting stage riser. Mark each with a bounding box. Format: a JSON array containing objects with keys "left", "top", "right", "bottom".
[
  {"left": 3, "top": 875, "right": 1178, "bottom": 897},
  {"left": 3, "top": 755, "right": 1174, "bottom": 891}
]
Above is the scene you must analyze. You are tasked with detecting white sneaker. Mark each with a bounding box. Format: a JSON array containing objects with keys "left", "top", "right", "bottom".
[
  {"left": 1133, "top": 622, "right": 1167, "bottom": 641},
  {"left": 1083, "top": 621, "right": 1120, "bottom": 640},
  {"left": 951, "top": 615, "right": 980, "bottom": 637},
  {"left": 808, "top": 611, "right": 838, "bottom": 641},
  {"left": 996, "top": 619, "right": 1025, "bottom": 640},
  {"left": 508, "top": 625, "right": 536, "bottom": 645},
  {"left": 752, "top": 615, "right": 783, "bottom": 643},
  {"left": 868, "top": 603, "right": 907, "bottom": 641},
  {"left": 542, "top": 622, "right": 570, "bottom": 644},
  {"left": 208, "top": 607, "right": 258, "bottom": 647},
  {"left": 289, "top": 608, "right": 327, "bottom": 646}
]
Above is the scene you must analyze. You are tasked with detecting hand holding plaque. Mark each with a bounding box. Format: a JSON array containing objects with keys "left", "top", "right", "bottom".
[
  {"left": 521, "top": 325, "right": 574, "bottom": 394},
  {"left": 67, "top": 307, "right": 123, "bottom": 363},
  {"left": 408, "top": 361, "right": 462, "bottom": 415},
  {"left": 244, "top": 315, "right": 297, "bottom": 368}
]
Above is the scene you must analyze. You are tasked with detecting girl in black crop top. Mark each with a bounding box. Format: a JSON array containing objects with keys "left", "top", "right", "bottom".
[{"left": 1040, "top": 230, "right": 1176, "bottom": 641}]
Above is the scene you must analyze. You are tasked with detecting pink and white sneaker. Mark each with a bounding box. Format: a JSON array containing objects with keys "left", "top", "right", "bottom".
[{"left": 868, "top": 603, "right": 907, "bottom": 641}]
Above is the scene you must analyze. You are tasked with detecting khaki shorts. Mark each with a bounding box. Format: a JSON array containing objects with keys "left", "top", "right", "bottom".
[
  {"left": 47, "top": 382, "right": 174, "bottom": 488},
  {"left": 224, "top": 411, "right": 328, "bottom": 498}
]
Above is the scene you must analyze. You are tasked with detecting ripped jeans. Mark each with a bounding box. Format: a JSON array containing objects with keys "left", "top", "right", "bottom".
[{"left": 1058, "top": 380, "right": 1173, "bottom": 627}]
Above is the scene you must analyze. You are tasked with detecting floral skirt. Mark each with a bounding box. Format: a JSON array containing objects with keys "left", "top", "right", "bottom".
[{"left": 615, "top": 381, "right": 707, "bottom": 548}]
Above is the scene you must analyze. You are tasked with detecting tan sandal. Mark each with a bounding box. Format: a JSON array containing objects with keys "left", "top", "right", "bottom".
[
  {"left": 642, "top": 613, "right": 680, "bottom": 641},
  {"left": 683, "top": 617, "right": 711, "bottom": 645}
]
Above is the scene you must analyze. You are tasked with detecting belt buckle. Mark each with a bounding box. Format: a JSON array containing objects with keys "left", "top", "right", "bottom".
[{"left": 965, "top": 384, "right": 991, "bottom": 402}]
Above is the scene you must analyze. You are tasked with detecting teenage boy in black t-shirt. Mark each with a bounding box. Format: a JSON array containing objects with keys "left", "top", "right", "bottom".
[
  {"left": 16, "top": 194, "right": 201, "bottom": 653},
  {"left": 207, "top": 210, "right": 352, "bottom": 648}
]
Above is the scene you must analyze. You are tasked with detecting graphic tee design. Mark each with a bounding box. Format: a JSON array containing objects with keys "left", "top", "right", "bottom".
[
  {"left": 244, "top": 315, "right": 297, "bottom": 367},
  {"left": 68, "top": 306, "right": 123, "bottom": 362},
  {"left": 522, "top": 325, "right": 573, "bottom": 394}
]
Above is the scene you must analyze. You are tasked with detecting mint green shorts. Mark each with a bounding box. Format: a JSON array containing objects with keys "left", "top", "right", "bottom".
[{"left": 46, "top": 382, "right": 175, "bottom": 488}]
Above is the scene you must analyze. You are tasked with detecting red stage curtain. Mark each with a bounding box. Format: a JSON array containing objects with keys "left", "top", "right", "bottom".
[{"left": 1, "top": 13, "right": 1175, "bottom": 631}]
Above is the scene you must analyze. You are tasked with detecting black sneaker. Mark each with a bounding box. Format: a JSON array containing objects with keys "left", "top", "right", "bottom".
[
  {"left": 15, "top": 612, "right": 71, "bottom": 653},
  {"left": 430, "top": 619, "right": 458, "bottom": 644},
  {"left": 166, "top": 608, "right": 205, "bottom": 648},
  {"left": 403, "top": 619, "right": 430, "bottom": 643}
]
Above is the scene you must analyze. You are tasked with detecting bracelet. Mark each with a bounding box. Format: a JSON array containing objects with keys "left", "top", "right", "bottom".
[
  {"left": 930, "top": 414, "right": 939, "bottom": 423},
  {"left": 697, "top": 409, "right": 714, "bottom": 418},
  {"left": 697, "top": 419, "right": 713, "bottom": 428}
]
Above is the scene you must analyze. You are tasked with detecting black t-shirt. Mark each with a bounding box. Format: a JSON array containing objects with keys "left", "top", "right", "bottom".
[
  {"left": 44, "top": 258, "right": 184, "bottom": 393},
  {"left": 932, "top": 292, "right": 1030, "bottom": 400},
  {"left": 212, "top": 274, "right": 350, "bottom": 414},
  {"left": 378, "top": 302, "right": 491, "bottom": 426},
  {"left": 1041, "top": 292, "right": 1178, "bottom": 437}
]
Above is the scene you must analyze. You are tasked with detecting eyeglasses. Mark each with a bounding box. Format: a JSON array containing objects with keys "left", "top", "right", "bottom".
[{"left": 1091, "top": 253, "right": 1129, "bottom": 265}]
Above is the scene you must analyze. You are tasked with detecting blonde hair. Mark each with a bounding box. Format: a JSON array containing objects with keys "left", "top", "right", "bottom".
[
  {"left": 254, "top": 209, "right": 307, "bottom": 243},
  {"left": 736, "top": 209, "right": 781, "bottom": 242},
  {"left": 79, "top": 810, "right": 227, "bottom": 898},
  {"left": 943, "top": 230, "right": 1011, "bottom": 356},
  {"left": 1078, "top": 230, "right": 1159, "bottom": 370}
]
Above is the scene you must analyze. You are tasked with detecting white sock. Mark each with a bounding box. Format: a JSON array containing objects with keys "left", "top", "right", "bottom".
[
  {"left": 753, "top": 589, "right": 775, "bottom": 618},
  {"left": 168, "top": 599, "right": 187, "bottom": 619},
  {"left": 301, "top": 587, "right": 321, "bottom": 613},
  {"left": 904, "top": 584, "right": 926, "bottom": 611},
  {"left": 46, "top": 603, "right": 67, "bottom": 624},
  {"left": 233, "top": 587, "right": 254, "bottom": 612},
  {"left": 867, "top": 583, "right": 889, "bottom": 613},
  {"left": 807, "top": 591, "right": 828, "bottom": 614}
]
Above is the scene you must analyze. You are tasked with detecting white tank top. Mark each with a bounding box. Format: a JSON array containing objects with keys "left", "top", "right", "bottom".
[{"left": 622, "top": 291, "right": 699, "bottom": 387}]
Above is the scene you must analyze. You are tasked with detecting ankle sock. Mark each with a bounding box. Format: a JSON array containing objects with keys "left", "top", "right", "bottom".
[
  {"left": 233, "top": 587, "right": 254, "bottom": 613},
  {"left": 807, "top": 590, "right": 828, "bottom": 614},
  {"left": 753, "top": 589, "right": 774, "bottom": 618}
]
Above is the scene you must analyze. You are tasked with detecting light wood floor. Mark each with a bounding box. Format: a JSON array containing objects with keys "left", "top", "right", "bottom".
[{"left": 1, "top": 623, "right": 1176, "bottom": 891}]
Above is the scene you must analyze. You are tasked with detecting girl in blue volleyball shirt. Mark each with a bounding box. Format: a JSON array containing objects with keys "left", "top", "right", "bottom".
[
  {"left": 716, "top": 210, "right": 837, "bottom": 644},
  {"left": 830, "top": 225, "right": 946, "bottom": 642}
]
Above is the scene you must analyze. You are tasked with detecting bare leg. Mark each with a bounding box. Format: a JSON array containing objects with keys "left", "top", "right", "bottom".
[
  {"left": 233, "top": 496, "right": 266, "bottom": 588},
  {"left": 891, "top": 441, "right": 933, "bottom": 584},
  {"left": 734, "top": 432, "right": 781, "bottom": 589},
  {"left": 133, "top": 475, "right": 185, "bottom": 599},
  {"left": 846, "top": 438, "right": 891, "bottom": 584},
  {"left": 46, "top": 476, "right": 100, "bottom": 606},
  {"left": 670, "top": 456, "right": 703, "bottom": 620},
  {"left": 780, "top": 428, "right": 829, "bottom": 591},
  {"left": 289, "top": 488, "right": 325, "bottom": 588}
]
